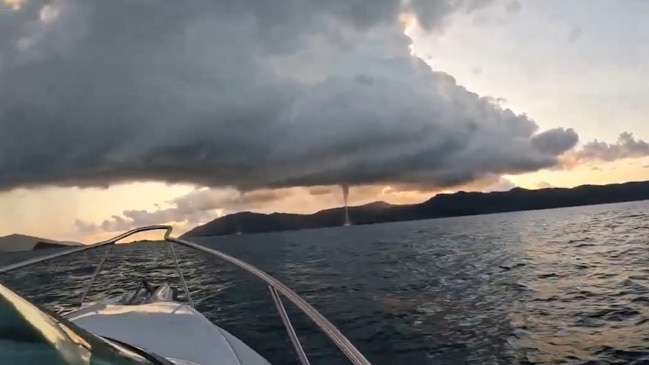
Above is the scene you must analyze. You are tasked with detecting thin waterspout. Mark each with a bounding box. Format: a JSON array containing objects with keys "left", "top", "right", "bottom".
[{"left": 342, "top": 184, "right": 351, "bottom": 226}]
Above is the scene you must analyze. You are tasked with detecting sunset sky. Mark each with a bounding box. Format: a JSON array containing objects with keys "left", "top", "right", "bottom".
[{"left": 1, "top": 0, "right": 648, "bottom": 242}]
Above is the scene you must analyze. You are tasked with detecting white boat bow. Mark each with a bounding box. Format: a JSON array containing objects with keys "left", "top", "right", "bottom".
[
  {"left": 0, "top": 225, "right": 371, "bottom": 365},
  {"left": 67, "top": 285, "right": 270, "bottom": 365}
]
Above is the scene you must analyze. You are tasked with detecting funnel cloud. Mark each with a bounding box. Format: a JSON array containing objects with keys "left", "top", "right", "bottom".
[{"left": 342, "top": 184, "right": 351, "bottom": 225}]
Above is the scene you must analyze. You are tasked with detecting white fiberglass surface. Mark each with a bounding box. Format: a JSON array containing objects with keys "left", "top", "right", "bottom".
[{"left": 65, "top": 301, "right": 271, "bottom": 365}]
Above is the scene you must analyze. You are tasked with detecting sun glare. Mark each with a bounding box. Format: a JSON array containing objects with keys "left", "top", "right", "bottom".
[
  {"left": 400, "top": 12, "right": 419, "bottom": 54},
  {"left": 2, "top": 0, "right": 23, "bottom": 11},
  {"left": 399, "top": 11, "right": 419, "bottom": 32}
]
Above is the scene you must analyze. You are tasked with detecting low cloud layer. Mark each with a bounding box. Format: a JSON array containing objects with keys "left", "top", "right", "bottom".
[
  {"left": 0, "top": 0, "right": 588, "bottom": 195},
  {"left": 76, "top": 187, "right": 348, "bottom": 233},
  {"left": 577, "top": 132, "right": 649, "bottom": 162},
  {"left": 77, "top": 174, "right": 520, "bottom": 234},
  {"left": 557, "top": 132, "right": 649, "bottom": 169}
]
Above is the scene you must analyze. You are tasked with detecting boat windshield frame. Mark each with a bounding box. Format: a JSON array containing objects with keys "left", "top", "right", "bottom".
[
  {"left": 0, "top": 279, "right": 174, "bottom": 365},
  {"left": 0, "top": 225, "right": 371, "bottom": 365}
]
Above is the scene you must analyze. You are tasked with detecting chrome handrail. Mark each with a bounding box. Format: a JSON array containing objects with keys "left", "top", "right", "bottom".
[
  {"left": 79, "top": 244, "right": 113, "bottom": 306},
  {"left": 0, "top": 225, "right": 172, "bottom": 275},
  {"left": 165, "top": 239, "right": 194, "bottom": 307},
  {"left": 0, "top": 225, "right": 371, "bottom": 365}
]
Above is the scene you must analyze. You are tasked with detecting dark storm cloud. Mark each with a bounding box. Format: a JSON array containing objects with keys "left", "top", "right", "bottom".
[
  {"left": 531, "top": 128, "right": 579, "bottom": 155},
  {"left": 2, "top": 0, "right": 580, "bottom": 192}
]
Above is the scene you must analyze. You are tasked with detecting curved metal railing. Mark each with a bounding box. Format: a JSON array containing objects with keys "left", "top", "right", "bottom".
[{"left": 0, "top": 225, "right": 371, "bottom": 365}]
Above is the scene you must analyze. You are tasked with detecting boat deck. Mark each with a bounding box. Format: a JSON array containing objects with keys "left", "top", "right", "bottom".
[{"left": 66, "top": 301, "right": 271, "bottom": 365}]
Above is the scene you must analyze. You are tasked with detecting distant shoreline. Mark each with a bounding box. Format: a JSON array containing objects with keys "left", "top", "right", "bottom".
[
  {"left": 183, "top": 180, "right": 649, "bottom": 238},
  {"left": 0, "top": 235, "right": 81, "bottom": 253}
]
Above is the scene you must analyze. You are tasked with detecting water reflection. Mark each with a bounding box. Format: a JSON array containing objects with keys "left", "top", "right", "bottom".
[
  {"left": 1, "top": 201, "right": 649, "bottom": 364},
  {"left": 511, "top": 203, "right": 649, "bottom": 364}
]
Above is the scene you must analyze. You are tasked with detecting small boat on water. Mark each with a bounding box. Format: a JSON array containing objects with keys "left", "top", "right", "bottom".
[{"left": 0, "top": 225, "right": 371, "bottom": 365}]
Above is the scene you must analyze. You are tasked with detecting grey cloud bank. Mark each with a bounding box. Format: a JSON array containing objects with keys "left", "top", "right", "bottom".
[
  {"left": 0, "top": 0, "right": 642, "bottom": 196},
  {"left": 577, "top": 133, "right": 649, "bottom": 162}
]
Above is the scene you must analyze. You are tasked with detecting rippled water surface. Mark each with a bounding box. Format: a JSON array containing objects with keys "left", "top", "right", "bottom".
[{"left": 2, "top": 201, "right": 649, "bottom": 364}]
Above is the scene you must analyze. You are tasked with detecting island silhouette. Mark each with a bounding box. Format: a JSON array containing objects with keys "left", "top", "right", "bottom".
[{"left": 182, "top": 180, "right": 649, "bottom": 237}]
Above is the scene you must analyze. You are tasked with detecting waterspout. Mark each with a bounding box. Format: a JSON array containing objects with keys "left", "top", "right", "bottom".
[{"left": 342, "top": 184, "right": 351, "bottom": 226}]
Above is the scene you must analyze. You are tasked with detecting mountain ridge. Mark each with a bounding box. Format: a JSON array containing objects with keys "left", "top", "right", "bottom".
[
  {"left": 182, "top": 180, "right": 649, "bottom": 238},
  {"left": 0, "top": 234, "right": 82, "bottom": 252}
]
